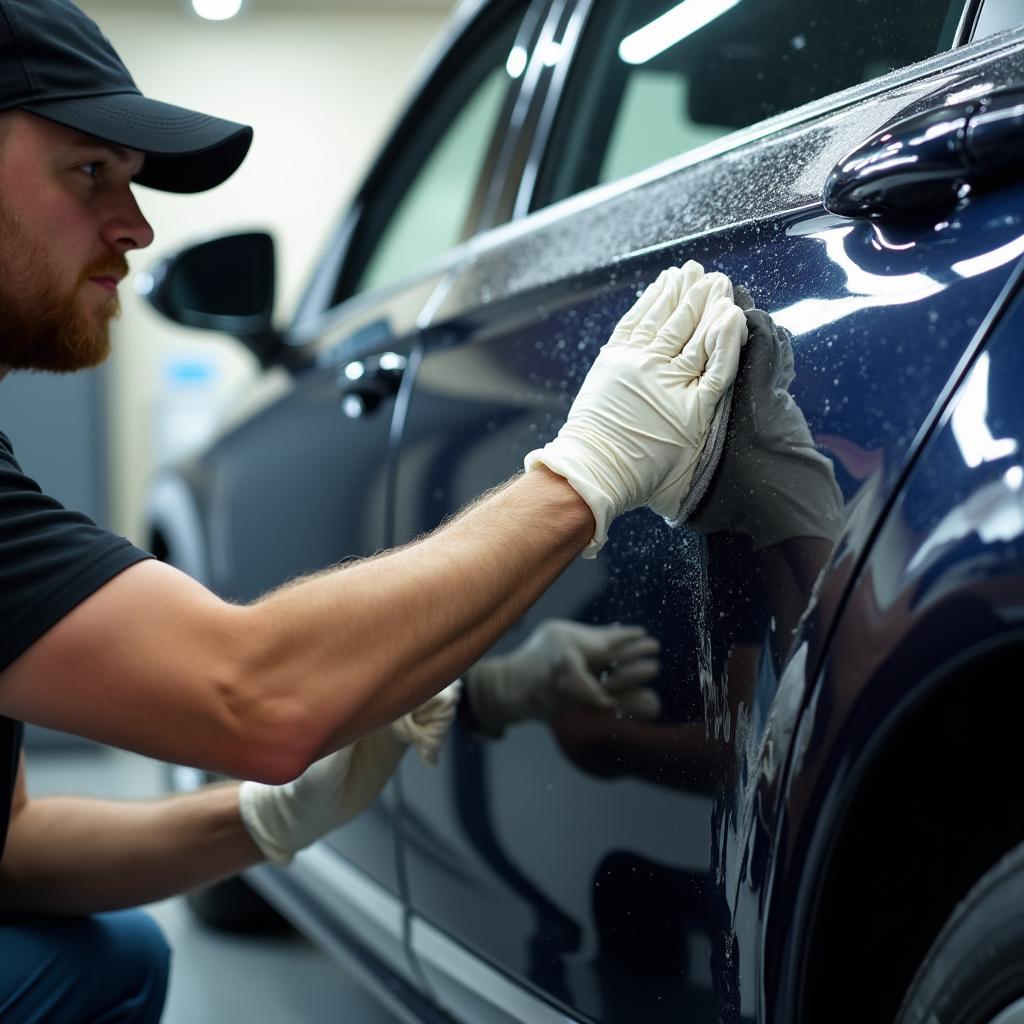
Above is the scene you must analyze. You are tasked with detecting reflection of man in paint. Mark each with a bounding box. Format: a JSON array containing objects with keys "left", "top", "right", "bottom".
[
  {"left": 548, "top": 305, "right": 844, "bottom": 1012},
  {"left": 553, "top": 305, "right": 844, "bottom": 783},
  {"left": 461, "top": 619, "right": 661, "bottom": 737}
]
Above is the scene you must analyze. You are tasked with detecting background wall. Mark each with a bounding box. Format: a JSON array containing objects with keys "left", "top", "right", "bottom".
[{"left": 79, "top": 0, "right": 455, "bottom": 541}]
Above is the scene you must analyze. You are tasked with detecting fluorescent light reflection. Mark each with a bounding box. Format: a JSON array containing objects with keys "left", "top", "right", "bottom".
[
  {"left": 907, "top": 357, "right": 1021, "bottom": 574},
  {"left": 772, "top": 225, "right": 944, "bottom": 336},
  {"left": 192, "top": 0, "right": 243, "bottom": 21},
  {"left": 541, "top": 40, "right": 564, "bottom": 67},
  {"left": 506, "top": 45, "right": 528, "bottom": 79},
  {"left": 951, "top": 353, "right": 1018, "bottom": 469},
  {"left": 952, "top": 232, "right": 1024, "bottom": 278},
  {"left": 619, "top": 0, "right": 741, "bottom": 65},
  {"left": 907, "top": 468, "right": 1024, "bottom": 573}
]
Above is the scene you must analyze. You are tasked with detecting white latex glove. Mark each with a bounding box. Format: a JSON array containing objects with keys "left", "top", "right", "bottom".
[
  {"left": 239, "top": 681, "right": 461, "bottom": 864},
  {"left": 686, "top": 309, "right": 844, "bottom": 549},
  {"left": 525, "top": 261, "right": 748, "bottom": 557},
  {"left": 466, "top": 620, "right": 662, "bottom": 738},
  {"left": 391, "top": 681, "right": 461, "bottom": 766}
]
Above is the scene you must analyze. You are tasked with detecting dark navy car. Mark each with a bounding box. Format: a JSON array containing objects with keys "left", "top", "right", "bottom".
[{"left": 143, "top": 0, "right": 1024, "bottom": 1020}]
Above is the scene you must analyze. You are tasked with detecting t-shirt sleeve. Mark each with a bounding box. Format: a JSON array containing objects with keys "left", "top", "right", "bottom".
[{"left": 0, "top": 432, "right": 153, "bottom": 673}]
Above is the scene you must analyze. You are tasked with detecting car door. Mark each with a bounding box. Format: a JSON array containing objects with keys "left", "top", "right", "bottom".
[
  {"left": 180, "top": 0, "right": 538, "bottom": 945},
  {"left": 392, "top": 0, "right": 1024, "bottom": 1020}
]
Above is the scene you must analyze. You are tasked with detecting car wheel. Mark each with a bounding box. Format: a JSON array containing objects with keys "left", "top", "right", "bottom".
[
  {"left": 185, "top": 875, "right": 291, "bottom": 934},
  {"left": 896, "top": 843, "right": 1024, "bottom": 1023}
]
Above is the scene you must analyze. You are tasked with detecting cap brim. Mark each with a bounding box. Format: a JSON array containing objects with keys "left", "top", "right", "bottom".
[{"left": 22, "top": 92, "right": 253, "bottom": 193}]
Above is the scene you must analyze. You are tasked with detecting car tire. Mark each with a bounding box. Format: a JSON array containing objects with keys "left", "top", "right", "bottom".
[
  {"left": 896, "top": 842, "right": 1024, "bottom": 1023},
  {"left": 184, "top": 875, "right": 291, "bottom": 934}
]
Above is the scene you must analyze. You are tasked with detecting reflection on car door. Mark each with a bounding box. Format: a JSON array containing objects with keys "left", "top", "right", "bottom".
[{"left": 393, "top": 3, "right": 1024, "bottom": 1021}]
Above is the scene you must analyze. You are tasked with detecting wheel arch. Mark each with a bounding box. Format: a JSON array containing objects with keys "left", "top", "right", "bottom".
[{"left": 797, "top": 630, "right": 1024, "bottom": 1023}]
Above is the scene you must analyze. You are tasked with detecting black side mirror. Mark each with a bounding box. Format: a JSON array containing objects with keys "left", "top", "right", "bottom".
[{"left": 142, "top": 231, "right": 283, "bottom": 368}]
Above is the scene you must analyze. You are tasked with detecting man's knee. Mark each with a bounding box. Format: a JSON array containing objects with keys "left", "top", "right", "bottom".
[
  {"left": 96, "top": 909, "right": 172, "bottom": 1023},
  {"left": 0, "top": 908, "right": 171, "bottom": 1023}
]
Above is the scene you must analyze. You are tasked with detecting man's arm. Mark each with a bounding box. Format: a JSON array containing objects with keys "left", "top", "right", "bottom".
[
  {"left": 0, "top": 264, "right": 746, "bottom": 785},
  {"left": 0, "top": 469, "right": 593, "bottom": 782},
  {"left": 0, "top": 754, "right": 262, "bottom": 915}
]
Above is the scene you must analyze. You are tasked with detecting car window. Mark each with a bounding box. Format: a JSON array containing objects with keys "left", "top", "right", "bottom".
[
  {"left": 344, "top": 4, "right": 528, "bottom": 299},
  {"left": 533, "top": 0, "right": 967, "bottom": 210}
]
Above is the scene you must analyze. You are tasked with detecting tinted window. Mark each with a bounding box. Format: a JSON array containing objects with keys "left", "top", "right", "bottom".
[
  {"left": 346, "top": 5, "right": 526, "bottom": 297},
  {"left": 534, "top": 0, "right": 966, "bottom": 209}
]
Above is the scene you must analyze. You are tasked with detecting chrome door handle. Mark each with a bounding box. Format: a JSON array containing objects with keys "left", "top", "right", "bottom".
[
  {"left": 337, "top": 351, "right": 407, "bottom": 418},
  {"left": 824, "top": 84, "right": 1024, "bottom": 220}
]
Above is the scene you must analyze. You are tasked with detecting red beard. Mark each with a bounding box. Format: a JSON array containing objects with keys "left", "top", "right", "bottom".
[{"left": 0, "top": 202, "right": 127, "bottom": 374}]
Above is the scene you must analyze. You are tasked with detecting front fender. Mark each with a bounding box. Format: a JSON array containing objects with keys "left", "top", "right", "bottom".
[{"left": 766, "top": 268, "right": 1024, "bottom": 1021}]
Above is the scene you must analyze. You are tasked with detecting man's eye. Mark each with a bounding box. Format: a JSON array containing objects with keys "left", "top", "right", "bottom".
[{"left": 79, "top": 162, "right": 101, "bottom": 178}]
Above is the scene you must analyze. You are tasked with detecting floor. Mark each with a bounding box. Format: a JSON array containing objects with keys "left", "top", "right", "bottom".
[{"left": 23, "top": 737, "right": 400, "bottom": 1024}]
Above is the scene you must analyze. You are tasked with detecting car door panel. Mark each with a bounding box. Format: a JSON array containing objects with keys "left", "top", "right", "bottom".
[{"left": 392, "top": 36, "right": 1024, "bottom": 1022}]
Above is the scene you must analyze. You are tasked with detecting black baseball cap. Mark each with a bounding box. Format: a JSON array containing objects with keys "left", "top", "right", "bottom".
[{"left": 0, "top": 0, "right": 252, "bottom": 193}]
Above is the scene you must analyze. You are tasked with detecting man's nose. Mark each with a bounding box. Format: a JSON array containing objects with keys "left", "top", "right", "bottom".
[{"left": 101, "top": 187, "right": 155, "bottom": 253}]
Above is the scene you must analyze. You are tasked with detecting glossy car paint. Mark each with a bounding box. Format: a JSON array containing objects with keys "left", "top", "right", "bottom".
[
  {"left": 772, "top": 272, "right": 1024, "bottom": 1022},
  {"left": 144, "top": 2, "right": 1024, "bottom": 1020},
  {"left": 392, "top": 34, "right": 1024, "bottom": 1022}
]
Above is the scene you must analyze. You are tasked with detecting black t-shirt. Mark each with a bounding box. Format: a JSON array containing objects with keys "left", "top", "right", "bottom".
[{"left": 0, "top": 431, "right": 151, "bottom": 859}]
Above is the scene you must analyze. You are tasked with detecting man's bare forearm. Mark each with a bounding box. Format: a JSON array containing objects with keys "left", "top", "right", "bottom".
[
  {"left": 0, "top": 471, "right": 593, "bottom": 783},
  {"left": 0, "top": 783, "right": 261, "bottom": 916},
  {"left": 240, "top": 467, "right": 594, "bottom": 760}
]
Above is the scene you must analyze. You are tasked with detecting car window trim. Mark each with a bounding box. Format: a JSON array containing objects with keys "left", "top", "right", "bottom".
[
  {"left": 956, "top": 0, "right": 986, "bottom": 43},
  {"left": 471, "top": 0, "right": 555, "bottom": 233},
  {"left": 477, "top": 0, "right": 589, "bottom": 228},
  {"left": 507, "top": 0, "right": 595, "bottom": 224},
  {"left": 511, "top": 11, "right": 1023, "bottom": 228}
]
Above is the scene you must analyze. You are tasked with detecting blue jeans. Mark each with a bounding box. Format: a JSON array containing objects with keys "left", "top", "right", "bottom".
[{"left": 0, "top": 908, "right": 170, "bottom": 1023}]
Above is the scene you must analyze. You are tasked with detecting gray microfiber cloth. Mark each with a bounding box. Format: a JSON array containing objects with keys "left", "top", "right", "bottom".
[{"left": 669, "top": 284, "right": 755, "bottom": 528}]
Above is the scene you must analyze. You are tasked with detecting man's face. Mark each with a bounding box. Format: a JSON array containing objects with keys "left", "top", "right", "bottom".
[{"left": 0, "top": 111, "right": 154, "bottom": 373}]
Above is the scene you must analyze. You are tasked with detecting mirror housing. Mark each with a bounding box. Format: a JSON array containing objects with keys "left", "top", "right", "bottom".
[{"left": 141, "top": 231, "right": 285, "bottom": 369}]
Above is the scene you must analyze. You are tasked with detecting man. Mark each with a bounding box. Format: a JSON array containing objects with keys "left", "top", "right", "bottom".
[{"left": 0, "top": 1, "right": 748, "bottom": 1019}]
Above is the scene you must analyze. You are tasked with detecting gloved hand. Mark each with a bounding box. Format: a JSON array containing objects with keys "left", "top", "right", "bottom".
[
  {"left": 465, "top": 620, "right": 662, "bottom": 738},
  {"left": 685, "top": 308, "right": 844, "bottom": 549},
  {"left": 239, "top": 680, "right": 461, "bottom": 864},
  {"left": 525, "top": 261, "right": 748, "bottom": 557}
]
